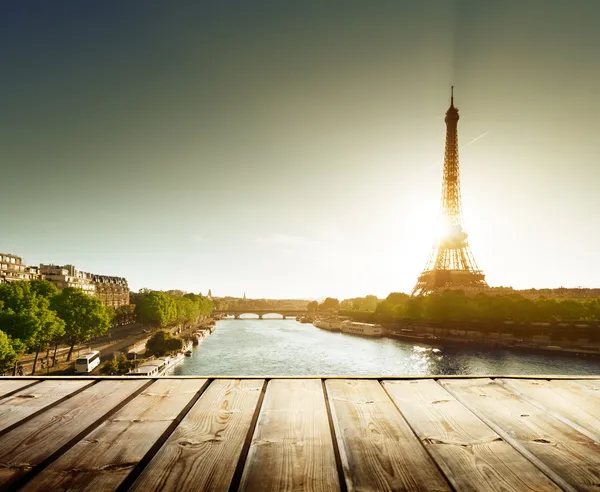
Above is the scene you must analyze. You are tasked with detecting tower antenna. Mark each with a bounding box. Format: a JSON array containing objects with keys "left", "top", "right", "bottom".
[{"left": 451, "top": 85, "right": 454, "bottom": 106}]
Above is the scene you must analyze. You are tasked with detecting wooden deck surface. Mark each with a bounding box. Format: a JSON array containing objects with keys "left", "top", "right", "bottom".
[{"left": 0, "top": 376, "right": 598, "bottom": 491}]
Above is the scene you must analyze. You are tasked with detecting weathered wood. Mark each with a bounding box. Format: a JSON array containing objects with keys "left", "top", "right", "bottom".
[
  {"left": 0, "top": 379, "right": 148, "bottom": 488},
  {"left": 0, "top": 379, "right": 38, "bottom": 398},
  {"left": 239, "top": 379, "right": 340, "bottom": 492},
  {"left": 552, "top": 378, "right": 600, "bottom": 396},
  {"left": 0, "top": 380, "right": 92, "bottom": 433},
  {"left": 328, "top": 379, "right": 450, "bottom": 491},
  {"left": 21, "top": 379, "right": 208, "bottom": 492},
  {"left": 2, "top": 375, "right": 600, "bottom": 380},
  {"left": 384, "top": 379, "right": 561, "bottom": 491},
  {"left": 500, "top": 378, "right": 600, "bottom": 443},
  {"left": 130, "top": 379, "right": 263, "bottom": 492},
  {"left": 442, "top": 378, "right": 600, "bottom": 491}
]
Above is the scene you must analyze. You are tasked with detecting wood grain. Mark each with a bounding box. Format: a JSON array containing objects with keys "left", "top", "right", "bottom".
[
  {"left": 21, "top": 379, "right": 207, "bottom": 492},
  {"left": 442, "top": 378, "right": 600, "bottom": 492},
  {"left": 0, "top": 379, "right": 38, "bottom": 398},
  {"left": 130, "top": 379, "right": 263, "bottom": 492},
  {"left": 0, "top": 380, "right": 92, "bottom": 433},
  {"left": 328, "top": 379, "right": 450, "bottom": 492},
  {"left": 239, "top": 379, "right": 340, "bottom": 492},
  {"left": 552, "top": 378, "right": 600, "bottom": 396},
  {"left": 500, "top": 378, "right": 600, "bottom": 443},
  {"left": 384, "top": 379, "right": 561, "bottom": 491},
  {"left": 0, "top": 379, "right": 148, "bottom": 488}
]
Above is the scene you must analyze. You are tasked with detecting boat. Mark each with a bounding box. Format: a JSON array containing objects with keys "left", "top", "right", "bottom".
[
  {"left": 313, "top": 318, "right": 340, "bottom": 332},
  {"left": 340, "top": 321, "right": 384, "bottom": 337},
  {"left": 125, "top": 352, "right": 185, "bottom": 376},
  {"left": 184, "top": 350, "right": 192, "bottom": 357}
]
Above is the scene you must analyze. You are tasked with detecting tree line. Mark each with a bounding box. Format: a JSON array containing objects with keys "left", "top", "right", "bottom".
[
  {"left": 344, "top": 291, "right": 600, "bottom": 324},
  {"left": 0, "top": 280, "right": 111, "bottom": 374},
  {"left": 134, "top": 290, "right": 213, "bottom": 329}
]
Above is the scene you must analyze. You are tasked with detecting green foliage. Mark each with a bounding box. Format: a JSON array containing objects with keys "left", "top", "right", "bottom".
[
  {"left": 114, "top": 304, "right": 136, "bottom": 325},
  {"left": 135, "top": 290, "right": 213, "bottom": 328},
  {"left": 340, "top": 295, "right": 381, "bottom": 312},
  {"left": 135, "top": 291, "right": 177, "bottom": 327},
  {"left": 146, "top": 330, "right": 184, "bottom": 357},
  {"left": 318, "top": 297, "right": 340, "bottom": 312},
  {"left": 0, "top": 281, "right": 65, "bottom": 353},
  {"left": 370, "top": 290, "right": 600, "bottom": 324},
  {"left": 0, "top": 330, "right": 18, "bottom": 375},
  {"left": 52, "top": 288, "right": 111, "bottom": 356},
  {"left": 100, "top": 353, "right": 136, "bottom": 375},
  {"left": 307, "top": 301, "right": 318, "bottom": 313}
]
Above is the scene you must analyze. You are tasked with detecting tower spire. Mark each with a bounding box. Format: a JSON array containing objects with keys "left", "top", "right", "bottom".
[{"left": 411, "top": 89, "right": 488, "bottom": 296}]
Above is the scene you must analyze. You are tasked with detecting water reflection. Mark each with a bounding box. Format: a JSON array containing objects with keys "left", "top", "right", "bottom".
[{"left": 174, "top": 319, "right": 600, "bottom": 376}]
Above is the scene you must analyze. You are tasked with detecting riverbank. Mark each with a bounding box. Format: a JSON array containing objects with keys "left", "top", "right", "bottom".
[
  {"left": 9, "top": 317, "right": 216, "bottom": 376},
  {"left": 383, "top": 320, "right": 600, "bottom": 359}
]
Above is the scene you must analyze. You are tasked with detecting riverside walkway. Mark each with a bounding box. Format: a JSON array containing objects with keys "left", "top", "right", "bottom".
[{"left": 0, "top": 376, "right": 599, "bottom": 491}]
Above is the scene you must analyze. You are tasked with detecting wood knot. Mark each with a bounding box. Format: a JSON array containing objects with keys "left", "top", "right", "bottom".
[
  {"left": 17, "top": 394, "right": 37, "bottom": 399},
  {"left": 431, "top": 400, "right": 450, "bottom": 404},
  {"left": 532, "top": 438, "right": 552, "bottom": 444}
]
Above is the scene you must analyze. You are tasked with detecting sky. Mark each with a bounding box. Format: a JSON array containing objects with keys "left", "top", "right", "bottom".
[{"left": 1, "top": 1, "right": 599, "bottom": 299}]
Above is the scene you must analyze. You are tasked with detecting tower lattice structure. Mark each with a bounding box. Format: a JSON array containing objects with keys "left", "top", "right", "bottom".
[{"left": 411, "top": 88, "right": 488, "bottom": 296}]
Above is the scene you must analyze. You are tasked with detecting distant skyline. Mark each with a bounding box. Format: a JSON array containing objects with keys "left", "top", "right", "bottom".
[{"left": 1, "top": 1, "right": 599, "bottom": 299}]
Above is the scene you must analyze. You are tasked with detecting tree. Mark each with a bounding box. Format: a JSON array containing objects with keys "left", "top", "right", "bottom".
[
  {"left": 318, "top": 298, "right": 340, "bottom": 312},
  {"left": 135, "top": 291, "right": 177, "bottom": 328},
  {"left": 114, "top": 304, "right": 136, "bottom": 325},
  {"left": 52, "top": 288, "right": 111, "bottom": 361},
  {"left": 29, "top": 279, "right": 59, "bottom": 299},
  {"left": 100, "top": 353, "right": 135, "bottom": 375},
  {"left": 307, "top": 301, "right": 318, "bottom": 313},
  {"left": 146, "top": 330, "right": 184, "bottom": 357},
  {"left": 0, "top": 330, "right": 18, "bottom": 375},
  {"left": 0, "top": 281, "right": 65, "bottom": 374}
]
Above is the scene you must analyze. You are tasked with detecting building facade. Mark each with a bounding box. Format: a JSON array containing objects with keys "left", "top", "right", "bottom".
[
  {"left": 92, "top": 275, "right": 129, "bottom": 309},
  {"left": 39, "top": 264, "right": 96, "bottom": 296},
  {"left": 39, "top": 264, "right": 129, "bottom": 308},
  {"left": 0, "top": 253, "right": 43, "bottom": 283},
  {"left": 1, "top": 252, "right": 129, "bottom": 309}
]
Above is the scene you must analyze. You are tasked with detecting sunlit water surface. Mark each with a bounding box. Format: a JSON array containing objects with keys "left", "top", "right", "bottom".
[{"left": 173, "top": 318, "right": 600, "bottom": 376}]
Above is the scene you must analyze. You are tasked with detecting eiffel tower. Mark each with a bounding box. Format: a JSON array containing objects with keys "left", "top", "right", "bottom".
[{"left": 411, "top": 88, "right": 488, "bottom": 296}]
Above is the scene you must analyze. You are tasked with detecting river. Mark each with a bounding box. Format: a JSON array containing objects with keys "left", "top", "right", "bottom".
[{"left": 173, "top": 317, "right": 600, "bottom": 376}]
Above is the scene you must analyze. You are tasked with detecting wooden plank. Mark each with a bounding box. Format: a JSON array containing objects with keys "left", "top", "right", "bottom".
[
  {"left": 21, "top": 379, "right": 208, "bottom": 492},
  {"left": 500, "top": 378, "right": 600, "bottom": 443},
  {"left": 239, "top": 379, "right": 340, "bottom": 492},
  {"left": 2, "top": 375, "right": 600, "bottom": 380},
  {"left": 442, "top": 378, "right": 600, "bottom": 492},
  {"left": 0, "top": 379, "right": 38, "bottom": 398},
  {"left": 0, "top": 379, "right": 148, "bottom": 488},
  {"left": 552, "top": 378, "right": 600, "bottom": 396},
  {"left": 384, "top": 379, "right": 561, "bottom": 491},
  {"left": 328, "top": 379, "right": 450, "bottom": 491},
  {"left": 130, "top": 379, "right": 263, "bottom": 492},
  {"left": 0, "top": 380, "right": 92, "bottom": 433}
]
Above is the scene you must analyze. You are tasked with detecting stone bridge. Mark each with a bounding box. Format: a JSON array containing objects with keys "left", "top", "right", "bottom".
[{"left": 212, "top": 309, "right": 307, "bottom": 320}]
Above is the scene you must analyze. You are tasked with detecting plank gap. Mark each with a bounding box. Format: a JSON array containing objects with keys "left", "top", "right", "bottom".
[
  {"left": 227, "top": 379, "right": 268, "bottom": 492},
  {"left": 0, "top": 380, "right": 97, "bottom": 438},
  {"left": 0, "top": 380, "right": 41, "bottom": 400},
  {"left": 322, "top": 379, "right": 349, "bottom": 492},
  {"left": 115, "top": 378, "right": 213, "bottom": 492},
  {"left": 8, "top": 379, "right": 155, "bottom": 491},
  {"left": 439, "top": 380, "right": 578, "bottom": 492},
  {"left": 380, "top": 380, "right": 458, "bottom": 492}
]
